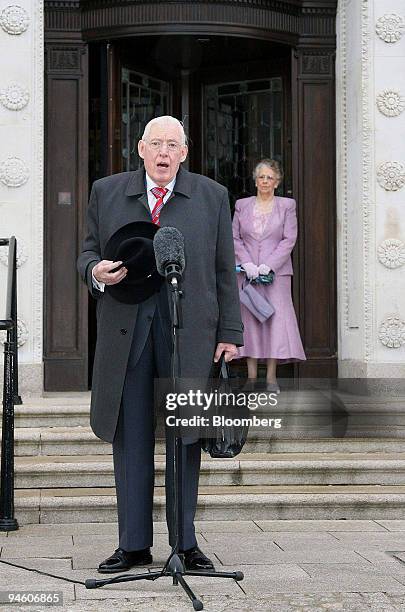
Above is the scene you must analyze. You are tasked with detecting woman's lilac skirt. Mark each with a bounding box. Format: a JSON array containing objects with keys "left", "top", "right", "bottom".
[{"left": 236, "top": 274, "right": 306, "bottom": 363}]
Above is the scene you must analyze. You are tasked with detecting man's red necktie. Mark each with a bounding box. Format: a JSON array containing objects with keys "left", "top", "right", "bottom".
[{"left": 150, "top": 187, "right": 169, "bottom": 225}]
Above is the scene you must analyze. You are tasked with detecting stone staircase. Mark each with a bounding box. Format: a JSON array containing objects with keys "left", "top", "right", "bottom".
[{"left": 5, "top": 391, "right": 405, "bottom": 523}]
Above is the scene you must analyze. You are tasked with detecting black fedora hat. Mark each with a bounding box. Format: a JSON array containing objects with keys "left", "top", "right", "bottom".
[{"left": 104, "top": 221, "right": 163, "bottom": 304}]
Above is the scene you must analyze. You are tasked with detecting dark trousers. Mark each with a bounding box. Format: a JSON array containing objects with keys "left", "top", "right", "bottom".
[{"left": 112, "top": 292, "right": 201, "bottom": 551}]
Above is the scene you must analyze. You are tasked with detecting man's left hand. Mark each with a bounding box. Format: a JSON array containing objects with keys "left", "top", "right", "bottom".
[{"left": 214, "top": 343, "right": 238, "bottom": 363}]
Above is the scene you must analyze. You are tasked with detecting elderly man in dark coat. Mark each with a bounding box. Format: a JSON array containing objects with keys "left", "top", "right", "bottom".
[{"left": 77, "top": 115, "right": 243, "bottom": 574}]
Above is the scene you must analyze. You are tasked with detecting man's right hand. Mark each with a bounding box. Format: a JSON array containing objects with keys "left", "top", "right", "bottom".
[{"left": 93, "top": 260, "right": 127, "bottom": 285}]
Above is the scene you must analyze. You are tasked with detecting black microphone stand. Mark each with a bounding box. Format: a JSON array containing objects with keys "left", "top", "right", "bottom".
[{"left": 85, "top": 274, "right": 243, "bottom": 610}]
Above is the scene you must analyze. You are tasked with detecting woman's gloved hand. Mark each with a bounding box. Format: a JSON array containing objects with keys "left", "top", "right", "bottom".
[
  {"left": 258, "top": 264, "right": 271, "bottom": 275},
  {"left": 242, "top": 262, "right": 259, "bottom": 280}
]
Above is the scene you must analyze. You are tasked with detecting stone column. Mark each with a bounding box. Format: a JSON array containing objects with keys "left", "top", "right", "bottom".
[
  {"left": 336, "top": 0, "right": 405, "bottom": 378},
  {"left": 0, "top": 1, "right": 44, "bottom": 393}
]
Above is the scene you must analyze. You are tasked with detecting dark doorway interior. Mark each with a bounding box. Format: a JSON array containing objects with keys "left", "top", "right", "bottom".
[{"left": 88, "top": 35, "right": 293, "bottom": 385}]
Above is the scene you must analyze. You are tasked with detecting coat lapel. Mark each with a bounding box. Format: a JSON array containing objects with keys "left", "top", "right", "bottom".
[
  {"left": 125, "top": 164, "right": 192, "bottom": 219},
  {"left": 125, "top": 167, "right": 150, "bottom": 216}
]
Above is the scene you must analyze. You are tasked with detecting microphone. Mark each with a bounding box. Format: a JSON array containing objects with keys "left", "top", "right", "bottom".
[{"left": 153, "top": 226, "right": 185, "bottom": 285}]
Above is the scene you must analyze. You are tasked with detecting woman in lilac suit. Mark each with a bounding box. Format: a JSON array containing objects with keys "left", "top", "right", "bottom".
[{"left": 232, "top": 159, "right": 305, "bottom": 392}]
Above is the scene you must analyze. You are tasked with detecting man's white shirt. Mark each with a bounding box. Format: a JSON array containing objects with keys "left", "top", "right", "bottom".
[{"left": 92, "top": 173, "right": 176, "bottom": 292}]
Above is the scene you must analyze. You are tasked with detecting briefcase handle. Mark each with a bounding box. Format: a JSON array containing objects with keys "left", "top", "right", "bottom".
[{"left": 219, "top": 353, "right": 230, "bottom": 380}]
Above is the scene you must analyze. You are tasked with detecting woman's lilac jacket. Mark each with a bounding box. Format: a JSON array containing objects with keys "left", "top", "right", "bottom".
[{"left": 232, "top": 195, "right": 297, "bottom": 276}]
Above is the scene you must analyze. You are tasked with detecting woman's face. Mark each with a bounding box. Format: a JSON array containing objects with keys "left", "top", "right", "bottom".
[{"left": 255, "top": 165, "right": 280, "bottom": 198}]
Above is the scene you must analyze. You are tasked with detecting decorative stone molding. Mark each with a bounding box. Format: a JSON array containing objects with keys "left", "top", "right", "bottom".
[
  {"left": 32, "top": 0, "right": 44, "bottom": 362},
  {"left": 376, "top": 13, "right": 405, "bottom": 43},
  {"left": 0, "top": 317, "right": 29, "bottom": 347},
  {"left": 0, "top": 237, "right": 28, "bottom": 268},
  {"left": 376, "top": 90, "right": 405, "bottom": 118},
  {"left": 379, "top": 316, "right": 405, "bottom": 348},
  {"left": 0, "top": 157, "right": 29, "bottom": 187},
  {"left": 0, "top": 82, "right": 30, "bottom": 111},
  {"left": 378, "top": 239, "right": 405, "bottom": 269},
  {"left": 377, "top": 161, "right": 405, "bottom": 191},
  {"left": 361, "top": 0, "right": 374, "bottom": 361},
  {"left": 0, "top": 5, "right": 29, "bottom": 34}
]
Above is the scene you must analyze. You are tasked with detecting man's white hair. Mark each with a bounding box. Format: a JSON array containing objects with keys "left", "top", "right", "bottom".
[{"left": 142, "top": 116, "right": 187, "bottom": 145}]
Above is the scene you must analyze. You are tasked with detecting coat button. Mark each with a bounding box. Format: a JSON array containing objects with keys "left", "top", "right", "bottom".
[
  {"left": 147, "top": 314, "right": 153, "bottom": 321},
  {"left": 120, "top": 328, "right": 127, "bottom": 335}
]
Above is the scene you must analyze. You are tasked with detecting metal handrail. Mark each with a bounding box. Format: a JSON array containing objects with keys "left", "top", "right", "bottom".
[
  {"left": 0, "top": 237, "right": 14, "bottom": 327},
  {"left": 0, "top": 236, "right": 20, "bottom": 531}
]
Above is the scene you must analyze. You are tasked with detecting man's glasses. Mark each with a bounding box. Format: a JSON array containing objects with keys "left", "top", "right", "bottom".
[{"left": 145, "top": 139, "right": 183, "bottom": 152}]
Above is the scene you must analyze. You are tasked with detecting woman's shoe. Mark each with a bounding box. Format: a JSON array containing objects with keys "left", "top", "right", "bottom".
[
  {"left": 242, "top": 378, "right": 258, "bottom": 392},
  {"left": 266, "top": 382, "right": 280, "bottom": 395}
]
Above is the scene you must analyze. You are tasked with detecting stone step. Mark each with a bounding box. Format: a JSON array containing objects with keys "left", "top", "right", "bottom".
[
  {"left": 12, "top": 452, "right": 405, "bottom": 489},
  {"left": 13, "top": 392, "right": 405, "bottom": 430},
  {"left": 8, "top": 426, "right": 405, "bottom": 456},
  {"left": 14, "top": 403, "right": 91, "bottom": 428},
  {"left": 13, "top": 485, "right": 405, "bottom": 524}
]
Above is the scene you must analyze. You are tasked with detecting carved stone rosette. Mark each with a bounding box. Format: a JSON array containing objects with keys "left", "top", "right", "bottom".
[
  {"left": 376, "top": 90, "right": 405, "bottom": 117},
  {"left": 377, "top": 161, "right": 405, "bottom": 191},
  {"left": 0, "top": 237, "right": 27, "bottom": 268},
  {"left": 0, "top": 82, "right": 30, "bottom": 111},
  {"left": 0, "top": 156, "right": 29, "bottom": 187},
  {"left": 0, "top": 5, "right": 29, "bottom": 35},
  {"left": 376, "top": 13, "right": 405, "bottom": 43},
  {"left": 378, "top": 239, "right": 405, "bottom": 269},
  {"left": 379, "top": 316, "right": 405, "bottom": 348}
]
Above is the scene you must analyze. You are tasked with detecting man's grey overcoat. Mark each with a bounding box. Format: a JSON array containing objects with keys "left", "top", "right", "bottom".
[{"left": 77, "top": 165, "right": 244, "bottom": 443}]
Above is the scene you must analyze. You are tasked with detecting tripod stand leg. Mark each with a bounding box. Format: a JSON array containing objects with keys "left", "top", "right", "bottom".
[{"left": 175, "top": 573, "right": 203, "bottom": 611}]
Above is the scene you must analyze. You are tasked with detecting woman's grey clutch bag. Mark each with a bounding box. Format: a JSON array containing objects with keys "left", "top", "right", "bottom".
[{"left": 239, "top": 281, "right": 275, "bottom": 323}]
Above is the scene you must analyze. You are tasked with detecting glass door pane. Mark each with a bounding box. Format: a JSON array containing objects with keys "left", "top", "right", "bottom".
[
  {"left": 121, "top": 68, "right": 170, "bottom": 171},
  {"left": 204, "top": 77, "right": 283, "bottom": 205}
]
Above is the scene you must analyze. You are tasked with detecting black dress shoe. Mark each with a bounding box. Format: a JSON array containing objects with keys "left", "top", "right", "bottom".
[
  {"left": 181, "top": 546, "right": 215, "bottom": 571},
  {"left": 98, "top": 547, "right": 152, "bottom": 573}
]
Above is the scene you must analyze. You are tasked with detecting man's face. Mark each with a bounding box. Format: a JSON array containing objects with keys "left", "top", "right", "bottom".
[{"left": 138, "top": 122, "right": 188, "bottom": 186}]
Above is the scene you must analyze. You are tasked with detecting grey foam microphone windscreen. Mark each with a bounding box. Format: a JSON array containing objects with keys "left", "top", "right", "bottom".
[{"left": 153, "top": 226, "right": 185, "bottom": 276}]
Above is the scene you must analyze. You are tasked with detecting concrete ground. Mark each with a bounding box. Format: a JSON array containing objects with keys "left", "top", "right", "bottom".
[{"left": 2, "top": 520, "right": 405, "bottom": 611}]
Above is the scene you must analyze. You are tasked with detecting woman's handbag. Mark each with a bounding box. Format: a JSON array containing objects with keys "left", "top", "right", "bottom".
[
  {"left": 201, "top": 356, "right": 249, "bottom": 458},
  {"left": 239, "top": 280, "right": 275, "bottom": 323}
]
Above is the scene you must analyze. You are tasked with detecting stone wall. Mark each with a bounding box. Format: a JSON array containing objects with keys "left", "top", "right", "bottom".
[
  {"left": 337, "top": 0, "right": 405, "bottom": 377},
  {"left": 0, "top": 0, "right": 43, "bottom": 393}
]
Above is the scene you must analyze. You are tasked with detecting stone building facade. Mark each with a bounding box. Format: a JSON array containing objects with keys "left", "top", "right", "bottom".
[{"left": 0, "top": 0, "right": 404, "bottom": 393}]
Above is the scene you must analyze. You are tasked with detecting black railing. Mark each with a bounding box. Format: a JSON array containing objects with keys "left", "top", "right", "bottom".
[{"left": 0, "top": 236, "right": 22, "bottom": 531}]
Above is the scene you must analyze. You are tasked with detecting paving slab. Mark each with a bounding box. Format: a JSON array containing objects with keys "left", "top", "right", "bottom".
[
  {"left": 15, "top": 593, "right": 396, "bottom": 612},
  {"left": 270, "top": 532, "right": 350, "bottom": 550},
  {"left": 201, "top": 534, "right": 365, "bottom": 565},
  {"left": 255, "top": 519, "right": 387, "bottom": 532},
  {"left": 0, "top": 535, "right": 74, "bottom": 559},
  {"left": 366, "top": 560, "right": 405, "bottom": 584},
  {"left": 332, "top": 532, "right": 405, "bottom": 548},
  {"left": 297, "top": 562, "right": 405, "bottom": 594},
  {"left": 6, "top": 522, "right": 119, "bottom": 537},
  {"left": 196, "top": 520, "right": 261, "bottom": 533},
  {"left": 377, "top": 520, "right": 405, "bottom": 531},
  {"left": 0, "top": 558, "right": 75, "bottom": 601},
  {"left": 355, "top": 549, "right": 401, "bottom": 564}
]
